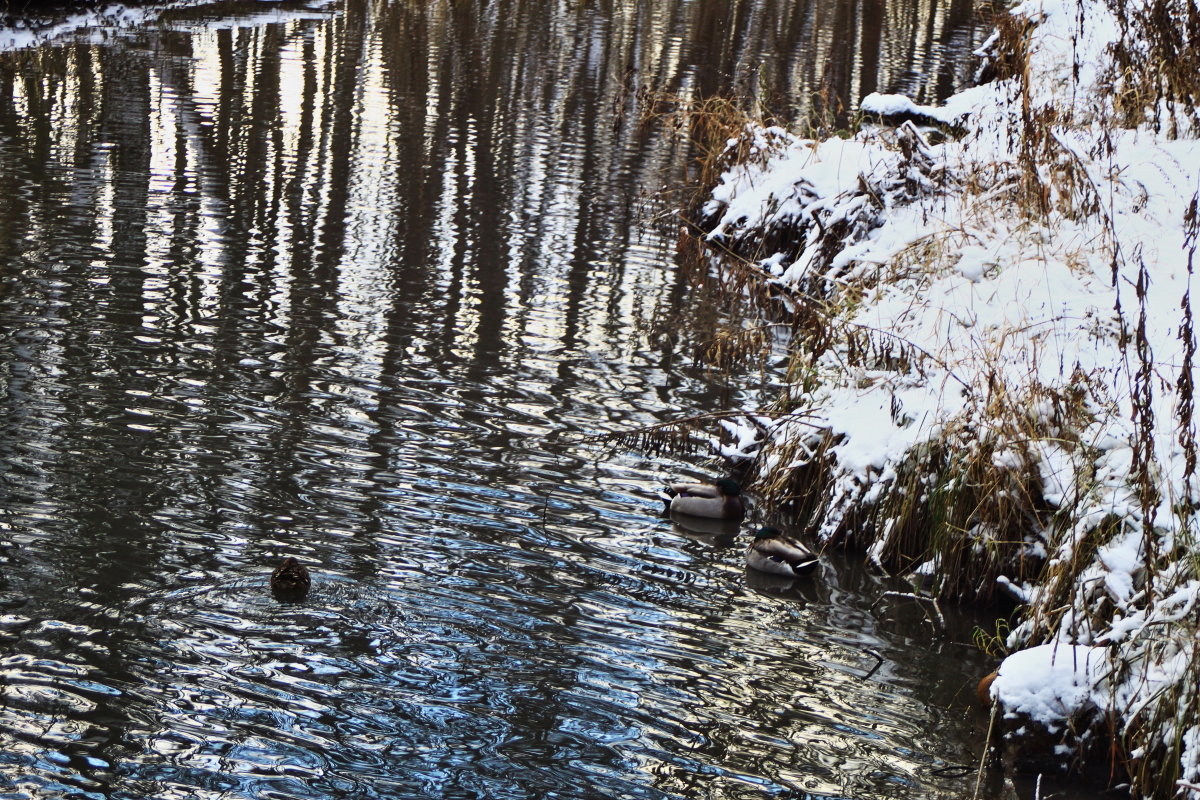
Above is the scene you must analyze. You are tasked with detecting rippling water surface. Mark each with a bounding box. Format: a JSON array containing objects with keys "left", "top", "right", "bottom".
[{"left": 0, "top": 1, "right": 1014, "bottom": 798}]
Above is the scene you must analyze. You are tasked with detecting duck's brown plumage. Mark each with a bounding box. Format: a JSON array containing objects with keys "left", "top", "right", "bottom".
[
  {"left": 271, "top": 556, "right": 311, "bottom": 596},
  {"left": 977, "top": 670, "right": 998, "bottom": 706}
]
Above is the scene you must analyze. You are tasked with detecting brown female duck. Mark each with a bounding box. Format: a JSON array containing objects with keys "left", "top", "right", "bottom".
[{"left": 271, "top": 557, "right": 311, "bottom": 597}]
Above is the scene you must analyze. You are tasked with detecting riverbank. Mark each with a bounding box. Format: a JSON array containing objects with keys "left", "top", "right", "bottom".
[
  {"left": 686, "top": 0, "right": 1200, "bottom": 795},
  {"left": 0, "top": 0, "right": 330, "bottom": 50},
  {"left": 1, "top": 0, "right": 172, "bottom": 40}
]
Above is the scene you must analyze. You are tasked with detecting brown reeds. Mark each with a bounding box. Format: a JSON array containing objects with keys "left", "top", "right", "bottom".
[{"left": 1104, "top": 0, "right": 1200, "bottom": 136}]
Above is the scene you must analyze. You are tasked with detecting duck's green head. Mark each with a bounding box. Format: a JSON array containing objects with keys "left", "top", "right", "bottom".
[
  {"left": 716, "top": 478, "right": 741, "bottom": 496},
  {"left": 754, "top": 526, "right": 782, "bottom": 540}
]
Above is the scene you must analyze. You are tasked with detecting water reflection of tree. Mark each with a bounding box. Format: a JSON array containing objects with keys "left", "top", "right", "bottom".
[{"left": 0, "top": 0, "right": 995, "bottom": 796}]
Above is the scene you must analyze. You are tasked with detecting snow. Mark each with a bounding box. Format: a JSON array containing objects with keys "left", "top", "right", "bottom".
[
  {"left": 861, "top": 91, "right": 979, "bottom": 126},
  {"left": 990, "top": 644, "right": 1109, "bottom": 730},
  {"left": 697, "top": 0, "right": 1200, "bottom": 790}
]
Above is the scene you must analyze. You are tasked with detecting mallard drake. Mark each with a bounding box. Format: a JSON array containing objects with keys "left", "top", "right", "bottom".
[
  {"left": 271, "top": 556, "right": 311, "bottom": 596},
  {"left": 745, "top": 527, "right": 818, "bottom": 577},
  {"left": 659, "top": 478, "right": 745, "bottom": 520}
]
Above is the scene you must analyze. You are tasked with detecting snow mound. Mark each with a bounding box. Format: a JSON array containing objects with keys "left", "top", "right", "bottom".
[{"left": 992, "top": 644, "right": 1109, "bottom": 730}]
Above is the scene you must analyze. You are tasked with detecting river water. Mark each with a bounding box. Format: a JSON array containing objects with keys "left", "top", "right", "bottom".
[{"left": 0, "top": 1, "right": 1020, "bottom": 798}]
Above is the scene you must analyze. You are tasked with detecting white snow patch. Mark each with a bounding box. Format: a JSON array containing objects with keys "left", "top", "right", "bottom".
[{"left": 992, "top": 644, "right": 1109, "bottom": 728}]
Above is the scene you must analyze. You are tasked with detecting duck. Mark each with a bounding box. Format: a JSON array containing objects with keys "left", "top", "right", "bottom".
[
  {"left": 659, "top": 478, "right": 745, "bottom": 520},
  {"left": 976, "top": 670, "right": 999, "bottom": 706},
  {"left": 271, "top": 556, "right": 311, "bottom": 597},
  {"left": 745, "top": 527, "right": 819, "bottom": 577}
]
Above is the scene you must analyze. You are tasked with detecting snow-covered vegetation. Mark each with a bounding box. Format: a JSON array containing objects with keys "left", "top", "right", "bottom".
[{"left": 689, "top": 0, "right": 1200, "bottom": 795}]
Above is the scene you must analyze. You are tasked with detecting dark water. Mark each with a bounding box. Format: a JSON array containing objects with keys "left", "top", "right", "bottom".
[{"left": 0, "top": 1, "right": 1014, "bottom": 798}]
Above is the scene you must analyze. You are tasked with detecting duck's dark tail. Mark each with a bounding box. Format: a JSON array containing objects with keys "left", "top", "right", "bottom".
[{"left": 657, "top": 486, "right": 678, "bottom": 514}]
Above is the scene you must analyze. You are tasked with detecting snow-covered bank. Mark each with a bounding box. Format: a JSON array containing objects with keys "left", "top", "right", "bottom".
[
  {"left": 0, "top": 0, "right": 337, "bottom": 52},
  {"left": 692, "top": 0, "right": 1200, "bottom": 795}
]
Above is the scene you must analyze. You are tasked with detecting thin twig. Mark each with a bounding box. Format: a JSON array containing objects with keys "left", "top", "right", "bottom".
[
  {"left": 582, "top": 410, "right": 824, "bottom": 445},
  {"left": 931, "top": 595, "right": 946, "bottom": 629},
  {"left": 862, "top": 648, "right": 886, "bottom": 680},
  {"left": 843, "top": 320, "right": 973, "bottom": 393},
  {"left": 973, "top": 701, "right": 999, "bottom": 800},
  {"left": 882, "top": 590, "right": 947, "bottom": 630}
]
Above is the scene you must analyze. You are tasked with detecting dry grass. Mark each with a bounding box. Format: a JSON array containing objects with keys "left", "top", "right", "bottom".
[
  {"left": 639, "top": 91, "right": 783, "bottom": 210},
  {"left": 1104, "top": 0, "right": 1200, "bottom": 136}
]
